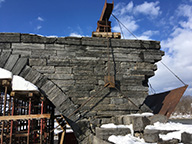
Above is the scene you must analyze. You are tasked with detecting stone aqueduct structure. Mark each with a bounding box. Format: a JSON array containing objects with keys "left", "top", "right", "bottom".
[{"left": 0, "top": 33, "right": 163, "bottom": 143}]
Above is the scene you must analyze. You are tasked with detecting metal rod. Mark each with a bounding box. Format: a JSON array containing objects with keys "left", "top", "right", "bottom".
[
  {"left": 1, "top": 86, "right": 8, "bottom": 144},
  {"left": 9, "top": 98, "right": 14, "bottom": 144},
  {"left": 40, "top": 100, "right": 43, "bottom": 144},
  {"left": 27, "top": 98, "right": 31, "bottom": 144}
]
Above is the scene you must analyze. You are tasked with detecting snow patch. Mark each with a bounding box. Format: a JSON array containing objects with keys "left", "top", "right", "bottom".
[
  {"left": 170, "top": 113, "right": 192, "bottom": 119},
  {"left": 129, "top": 112, "right": 154, "bottom": 117},
  {"left": 0, "top": 68, "right": 12, "bottom": 79},
  {"left": 146, "top": 122, "right": 192, "bottom": 141},
  {"left": 108, "top": 134, "right": 148, "bottom": 144},
  {"left": 159, "top": 131, "right": 181, "bottom": 141},
  {"left": 12, "top": 75, "right": 38, "bottom": 91}
]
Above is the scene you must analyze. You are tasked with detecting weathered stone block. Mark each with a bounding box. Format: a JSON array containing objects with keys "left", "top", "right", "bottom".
[
  {"left": 47, "top": 58, "right": 71, "bottom": 66},
  {"left": 29, "top": 58, "right": 46, "bottom": 66},
  {"left": 51, "top": 91, "right": 68, "bottom": 107},
  {"left": 144, "top": 129, "right": 160, "bottom": 143},
  {"left": 45, "top": 44, "right": 64, "bottom": 50},
  {"left": 19, "top": 66, "right": 42, "bottom": 84},
  {"left": 52, "top": 80, "right": 75, "bottom": 87},
  {"left": 0, "top": 33, "right": 20, "bottom": 42},
  {"left": 122, "top": 115, "right": 134, "bottom": 125},
  {"left": 181, "top": 132, "right": 192, "bottom": 144},
  {"left": 55, "top": 67, "right": 72, "bottom": 74},
  {"left": 144, "top": 129, "right": 177, "bottom": 143},
  {"left": 31, "top": 49, "right": 56, "bottom": 58},
  {"left": 158, "top": 138, "right": 180, "bottom": 144},
  {"left": 12, "top": 57, "right": 28, "bottom": 75},
  {"left": 56, "top": 50, "right": 76, "bottom": 59},
  {"left": 21, "top": 33, "right": 46, "bottom": 43},
  {"left": 82, "top": 37, "right": 107, "bottom": 47},
  {"left": 40, "top": 81, "right": 57, "bottom": 97},
  {"left": 32, "top": 66, "right": 55, "bottom": 74},
  {"left": 0, "top": 52, "right": 11, "bottom": 67},
  {"left": 0, "top": 43, "right": 11, "bottom": 49},
  {"left": 110, "top": 98, "right": 128, "bottom": 104},
  {"left": 34, "top": 75, "right": 48, "bottom": 88},
  {"left": 56, "top": 37, "right": 81, "bottom": 45},
  {"left": 92, "top": 135, "right": 111, "bottom": 144},
  {"left": 149, "top": 114, "right": 167, "bottom": 125},
  {"left": 96, "top": 127, "right": 131, "bottom": 141},
  {"left": 45, "top": 74, "right": 74, "bottom": 80},
  {"left": 12, "top": 49, "right": 31, "bottom": 57},
  {"left": 12, "top": 43, "right": 45, "bottom": 49},
  {"left": 57, "top": 98, "right": 73, "bottom": 110},
  {"left": 4, "top": 55, "right": 20, "bottom": 71},
  {"left": 132, "top": 116, "right": 150, "bottom": 132}
]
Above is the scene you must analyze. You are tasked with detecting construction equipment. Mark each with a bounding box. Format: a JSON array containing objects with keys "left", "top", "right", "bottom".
[{"left": 92, "top": 0, "right": 121, "bottom": 38}]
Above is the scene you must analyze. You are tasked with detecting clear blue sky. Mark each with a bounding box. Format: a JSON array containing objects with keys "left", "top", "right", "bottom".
[{"left": 0, "top": 0, "right": 192, "bottom": 95}]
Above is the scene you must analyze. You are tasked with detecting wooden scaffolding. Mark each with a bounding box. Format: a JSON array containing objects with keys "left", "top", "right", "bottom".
[{"left": 0, "top": 79, "right": 55, "bottom": 144}]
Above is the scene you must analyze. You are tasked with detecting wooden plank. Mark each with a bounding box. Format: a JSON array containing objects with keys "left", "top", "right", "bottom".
[
  {"left": 0, "top": 114, "right": 51, "bottom": 121},
  {"left": 60, "top": 131, "right": 65, "bottom": 144},
  {"left": 92, "top": 32, "right": 121, "bottom": 39}
]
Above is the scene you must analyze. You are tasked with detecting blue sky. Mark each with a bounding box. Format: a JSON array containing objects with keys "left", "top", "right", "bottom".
[{"left": 0, "top": 0, "right": 192, "bottom": 95}]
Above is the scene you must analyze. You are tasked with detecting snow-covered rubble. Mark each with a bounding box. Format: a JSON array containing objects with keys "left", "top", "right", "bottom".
[
  {"left": 170, "top": 113, "right": 192, "bottom": 119},
  {"left": 0, "top": 68, "right": 38, "bottom": 91},
  {"left": 101, "top": 123, "right": 149, "bottom": 144},
  {"left": 101, "top": 121, "right": 192, "bottom": 144},
  {"left": 146, "top": 122, "right": 192, "bottom": 141}
]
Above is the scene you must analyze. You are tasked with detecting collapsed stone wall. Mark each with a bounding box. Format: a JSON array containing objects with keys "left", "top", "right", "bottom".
[{"left": 0, "top": 33, "right": 163, "bottom": 143}]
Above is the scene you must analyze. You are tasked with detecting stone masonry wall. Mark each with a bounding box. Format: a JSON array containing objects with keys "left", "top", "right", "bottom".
[{"left": 0, "top": 33, "right": 163, "bottom": 143}]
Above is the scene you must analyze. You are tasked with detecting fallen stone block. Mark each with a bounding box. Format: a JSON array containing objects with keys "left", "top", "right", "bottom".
[
  {"left": 144, "top": 129, "right": 177, "bottom": 143},
  {"left": 181, "top": 132, "right": 192, "bottom": 144},
  {"left": 149, "top": 114, "right": 167, "bottom": 125},
  {"left": 132, "top": 116, "right": 150, "bottom": 132},
  {"left": 158, "top": 138, "right": 180, "bottom": 144}
]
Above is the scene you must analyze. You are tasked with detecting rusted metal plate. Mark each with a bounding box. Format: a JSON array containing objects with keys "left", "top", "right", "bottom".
[
  {"left": 143, "top": 85, "right": 188, "bottom": 118},
  {"left": 104, "top": 75, "right": 115, "bottom": 88},
  {"left": 96, "top": 1, "right": 114, "bottom": 32},
  {"left": 99, "top": 1, "right": 114, "bottom": 21}
]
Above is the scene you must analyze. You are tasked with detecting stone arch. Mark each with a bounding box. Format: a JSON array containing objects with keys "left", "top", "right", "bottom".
[{"left": 0, "top": 53, "right": 92, "bottom": 143}]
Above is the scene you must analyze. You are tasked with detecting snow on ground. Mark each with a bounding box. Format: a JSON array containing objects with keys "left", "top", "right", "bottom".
[
  {"left": 128, "top": 112, "right": 154, "bottom": 117},
  {"left": 0, "top": 68, "right": 38, "bottom": 91},
  {"left": 101, "top": 123, "right": 151, "bottom": 144},
  {"left": 170, "top": 113, "right": 192, "bottom": 119},
  {"left": 102, "top": 121, "right": 192, "bottom": 144},
  {"left": 0, "top": 68, "right": 12, "bottom": 79},
  {"left": 101, "top": 123, "right": 134, "bottom": 135},
  {"left": 108, "top": 134, "right": 149, "bottom": 144},
  {"left": 12, "top": 75, "right": 38, "bottom": 91},
  {"left": 146, "top": 122, "right": 192, "bottom": 141}
]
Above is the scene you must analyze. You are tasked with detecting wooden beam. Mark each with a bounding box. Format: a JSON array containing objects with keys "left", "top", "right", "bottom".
[
  {"left": 92, "top": 32, "right": 121, "bottom": 39},
  {"left": 0, "top": 114, "right": 51, "bottom": 121},
  {"left": 60, "top": 131, "right": 65, "bottom": 144}
]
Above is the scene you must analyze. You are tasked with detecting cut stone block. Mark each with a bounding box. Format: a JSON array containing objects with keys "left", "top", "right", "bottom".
[
  {"left": 12, "top": 57, "right": 28, "bottom": 75},
  {"left": 149, "top": 114, "right": 167, "bottom": 124},
  {"left": 96, "top": 127, "right": 131, "bottom": 141},
  {"left": 181, "top": 132, "right": 192, "bottom": 144},
  {"left": 0, "top": 33, "right": 20, "bottom": 42},
  {"left": 144, "top": 129, "right": 177, "bottom": 143},
  {"left": 132, "top": 116, "right": 150, "bottom": 132},
  {"left": 4, "top": 55, "right": 20, "bottom": 71}
]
